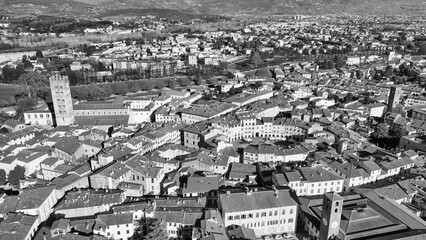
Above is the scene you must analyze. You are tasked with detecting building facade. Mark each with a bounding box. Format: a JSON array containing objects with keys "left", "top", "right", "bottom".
[{"left": 50, "top": 73, "right": 74, "bottom": 126}]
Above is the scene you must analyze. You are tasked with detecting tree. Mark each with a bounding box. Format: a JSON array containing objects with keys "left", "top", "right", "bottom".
[
  {"left": 16, "top": 97, "right": 37, "bottom": 120},
  {"left": 36, "top": 87, "right": 52, "bottom": 101},
  {"left": 139, "top": 80, "right": 154, "bottom": 91},
  {"left": 218, "top": 61, "right": 228, "bottom": 71},
  {"left": 344, "top": 93, "right": 355, "bottom": 103},
  {"left": 133, "top": 218, "right": 167, "bottom": 240},
  {"left": 333, "top": 55, "right": 345, "bottom": 68},
  {"left": 8, "top": 165, "right": 25, "bottom": 186},
  {"left": 154, "top": 80, "right": 166, "bottom": 89},
  {"left": 86, "top": 85, "right": 108, "bottom": 101},
  {"left": 128, "top": 83, "right": 140, "bottom": 93},
  {"left": 17, "top": 72, "right": 49, "bottom": 98},
  {"left": 249, "top": 51, "right": 262, "bottom": 66},
  {"left": 23, "top": 60, "right": 33, "bottom": 69},
  {"left": 166, "top": 79, "right": 176, "bottom": 88},
  {"left": 125, "top": 38, "right": 132, "bottom": 46},
  {"left": 71, "top": 86, "right": 89, "bottom": 100},
  {"left": 252, "top": 81, "right": 263, "bottom": 90},
  {"left": 36, "top": 50, "right": 44, "bottom": 58},
  {"left": 384, "top": 66, "right": 393, "bottom": 78},
  {"left": 115, "top": 82, "right": 128, "bottom": 96},
  {"left": 177, "top": 77, "right": 191, "bottom": 86},
  {"left": 255, "top": 68, "right": 272, "bottom": 77},
  {"left": 1, "top": 65, "right": 25, "bottom": 83},
  {"left": 99, "top": 84, "right": 113, "bottom": 96},
  {"left": 0, "top": 169, "right": 6, "bottom": 185}
]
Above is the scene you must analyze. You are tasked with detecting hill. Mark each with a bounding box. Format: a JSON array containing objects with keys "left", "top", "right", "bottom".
[{"left": 2, "top": 0, "right": 426, "bottom": 17}]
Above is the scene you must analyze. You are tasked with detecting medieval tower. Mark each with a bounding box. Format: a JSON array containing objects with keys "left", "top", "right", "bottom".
[
  {"left": 319, "top": 192, "right": 343, "bottom": 240},
  {"left": 50, "top": 72, "right": 74, "bottom": 126}
]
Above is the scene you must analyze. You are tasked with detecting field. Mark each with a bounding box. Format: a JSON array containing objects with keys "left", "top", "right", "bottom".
[{"left": 0, "top": 84, "right": 23, "bottom": 102}]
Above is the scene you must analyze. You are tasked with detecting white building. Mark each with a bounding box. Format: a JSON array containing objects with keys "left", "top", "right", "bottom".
[
  {"left": 24, "top": 109, "right": 53, "bottom": 126},
  {"left": 93, "top": 213, "right": 134, "bottom": 240},
  {"left": 274, "top": 167, "right": 344, "bottom": 196},
  {"left": 219, "top": 187, "right": 298, "bottom": 238}
]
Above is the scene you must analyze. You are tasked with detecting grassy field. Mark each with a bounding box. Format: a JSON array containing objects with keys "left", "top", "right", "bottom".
[{"left": 0, "top": 84, "right": 23, "bottom": 102}]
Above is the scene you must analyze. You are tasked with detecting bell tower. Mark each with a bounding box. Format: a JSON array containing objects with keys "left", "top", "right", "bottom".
[
  {"left": 50, "top": 72, "right": 74, "bottom": 126},
  {"left": 319, "top": 192, "right": 343, "bottom": 240}
]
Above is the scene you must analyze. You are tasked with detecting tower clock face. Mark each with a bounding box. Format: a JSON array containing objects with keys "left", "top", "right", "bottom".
[
  {"left": 322, "top": 218, "right": 328, "bottom": 226},
  {"left": 331, "top": 221, "right": 338, "bottom": 229}
]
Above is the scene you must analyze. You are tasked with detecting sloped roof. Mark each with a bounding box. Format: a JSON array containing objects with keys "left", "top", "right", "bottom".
[
  {"left": 16, "top": 186, "right": 56, "bottom": 210},
  {"left": 183, "top": 175, "right": 220, "bottom": 194},
  {"left": 0, "top": 213, "right": 38, "bottom": 240},
  {"left": 94, "top": 212, "right": 133, "bottom": 229},
  {"left": 219, "top": 187, "right": 297, "bottom": 213}
]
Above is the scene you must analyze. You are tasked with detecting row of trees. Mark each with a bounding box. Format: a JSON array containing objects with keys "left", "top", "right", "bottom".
[
  {"left": 1, "top": 31, "right": 165, "bottom": 50},
  {"left": 14, "top": 16, "right": 113, "bottom": 34},
  {"left": 70, "top": 77, "right": 192, "bottom": 101}
]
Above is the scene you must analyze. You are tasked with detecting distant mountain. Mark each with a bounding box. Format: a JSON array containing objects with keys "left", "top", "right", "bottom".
[
  {"left": 92, "top": 0, "right": 426, "bottom": 16},
  {"left": 2, "top": 0, "right": 426, "bottom": 16}
]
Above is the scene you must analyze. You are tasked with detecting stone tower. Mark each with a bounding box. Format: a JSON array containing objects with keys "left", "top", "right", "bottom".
[
  {"left": 387, "top": 86, "right": 402, "bottom": 113},
  {"left": 319, "top": 192, "right": 343, "bottom": 240},
  {"left": 50, "top": 72, "right": 74, "bottom": 126}
]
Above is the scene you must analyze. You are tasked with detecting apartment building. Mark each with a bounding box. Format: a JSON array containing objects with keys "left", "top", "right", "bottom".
[
  {"left": 93, "top": 213, "right": 134, "bottom": 240},
  {"left": 274, "top": 167, "right": 344, "bottom": 196},
  {"left": 218, "top": 186, "right": 299, "bottom": 237}
]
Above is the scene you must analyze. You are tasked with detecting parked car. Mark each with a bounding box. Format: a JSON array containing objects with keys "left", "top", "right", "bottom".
[
  {"left": 283, "top": 233, "right": 293, "bottom": 239},
  {"left": 274, "top": 234, "right": 283, "bottom": 239}
]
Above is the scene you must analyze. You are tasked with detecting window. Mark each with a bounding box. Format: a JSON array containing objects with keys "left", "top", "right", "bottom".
[
  {"left": 269, "top": 211, "right": 273, "bottom": 216},
  {"left": 241, "top": 214, "right": 246, "bottom": 219},
  {"left": 234, "top": 215, "right": 240, "bottom": 220},
  {"left": 248, "top": 214, "right": 253, "bottom": 218},
  {"left": 282, "top": 210, "right": 286, "bottom": 215},
  {"left": 261, "top": 212, "right": 267, "bottom": 217},
  {"left": 117, "top": 231, "right": 121, "bottom": 235},
  {"left": 290, "top": 209, "right": 293, "bottom": 214},
  {"left": 228, "top": 216, "right": 233, "bottom": 221},
  {"left": 274, "top": 210, "right": 278, "bottom": 216},
  {"left": 256, "top": 213, "right": 259, "bottom": 218},
  {"left": 288, "top": 218, "right": 294, "bottom": 223}
]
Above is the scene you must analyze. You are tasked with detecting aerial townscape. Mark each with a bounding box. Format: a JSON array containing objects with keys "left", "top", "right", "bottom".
[{"left": 2, "top": 1, "right": 426, "bottom": 240}]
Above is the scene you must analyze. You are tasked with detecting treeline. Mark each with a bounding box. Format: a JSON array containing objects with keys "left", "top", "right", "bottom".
[
  {"left": 70, "top": 78, "right": 192, "bottom": 101},
  {"left": 13, "top": 16, "right": 113, "bottom": 34},
  {"left": 169, "top": 21, "right": 243, "bottom": 33},
  {"left": 2, "top": 31, "right": 166, "bottom": 49}
]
